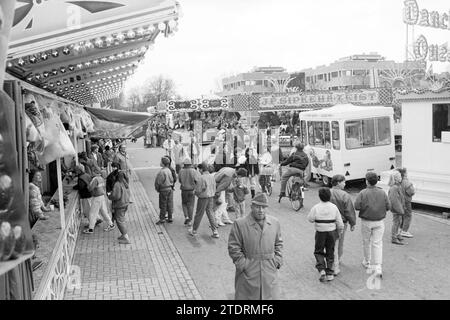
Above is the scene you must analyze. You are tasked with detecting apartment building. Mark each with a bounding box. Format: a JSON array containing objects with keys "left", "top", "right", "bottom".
[{"left": 300, "top": 53, "right": 425, "bottom": 91}]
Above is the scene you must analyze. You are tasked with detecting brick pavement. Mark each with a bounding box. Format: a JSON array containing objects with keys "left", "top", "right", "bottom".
[{"left": 64, "top": 171, "right": 202, "bottom": 300}]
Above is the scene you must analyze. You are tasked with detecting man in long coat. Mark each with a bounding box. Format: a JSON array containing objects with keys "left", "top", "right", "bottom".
[{"left": 228, "top": 192, "right": 283, "bottom": 300}]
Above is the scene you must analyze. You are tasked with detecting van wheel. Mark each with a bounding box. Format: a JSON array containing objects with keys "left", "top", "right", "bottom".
[{"left": 322, "top": 175, "right": 332, "bottom": 187}]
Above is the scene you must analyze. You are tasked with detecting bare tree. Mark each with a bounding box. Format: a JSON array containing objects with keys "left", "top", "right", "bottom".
[
  {"left": 126, "top": 86, "right": 142, "bottom": 112},
  {"left": 142, "top": 75, "right": 178, "bottom": 108}
]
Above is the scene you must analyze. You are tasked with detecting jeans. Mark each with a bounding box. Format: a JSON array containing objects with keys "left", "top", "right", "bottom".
[
  {"left": 192, "top": 197, "right": 217, "bottom": 232},
  {"left": 392, "top": 212, "right": 403, "bottom": 240},
  {"left": 361, "top": 219, "right": 385, "bottom": 267},
  {"left": 314, "top": 231, "right": 336, "bottom": 275},
  {"left": 113, "top": 207, "right": 128, "bottom": 235},
  {"left": 88, "top": 195, "right": 113, "bottom": 229},
  {"left": 159, "top": 189, "right": 174, "bottom": 221},
  {"left": 280, "top": 167, "right": 304, "bottom": 194},
  {"left": 333, "top": 222, "right": 348, "bottom": 270},
  {"left": 234, "top": 201, "right": 246, "bottom": 219},
  {"left": 214, "top": 191, "right": 232, "bottom": 224},
  {"left": 401, "top": 201, "right": 413, "bottom": 232},
  {"left": 181, "top": 190, "right": 195, "bottom": 221},
  {"left": 80, "top": 198, "right": 92, "bottom": 218}
]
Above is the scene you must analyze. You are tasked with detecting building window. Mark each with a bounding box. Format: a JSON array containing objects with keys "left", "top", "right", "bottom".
[
  {"left": 317, "top": 74, "right": 324, "bottom": 80},
  {"left": 255, "top": 80, "right": 263, "bottom": 85},
  {"left": 345, "top": 70, "right": 352, "bottom": 76},
  {"left": 345, "top": 117, "right": 391, "bottom": 149},
  {"left": 331, "top": 71, "right": 339, "bottom": 78},
  {"left": 306, "top": 76, "right": 310, "bottom": 82},
  {"left": 433, "top": 104, "right": 450, "bottom": 142},
  {"left": 353, "top": 69, "right": 367, "bottom": 76}
]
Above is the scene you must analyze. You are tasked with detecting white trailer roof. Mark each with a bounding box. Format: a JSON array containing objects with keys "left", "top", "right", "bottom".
[{"left": 299, "top": 104, "right": 393, "bottom": 120}]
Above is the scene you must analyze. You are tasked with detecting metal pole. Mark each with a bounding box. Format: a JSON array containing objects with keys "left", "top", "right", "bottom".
[{"left": 56, "top": 158, "right": 66, "bottom": 229}]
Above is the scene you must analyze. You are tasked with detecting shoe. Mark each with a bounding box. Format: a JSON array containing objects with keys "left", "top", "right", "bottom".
[
  {"left": 391, "top": 238, "right": 405, "bottom": 245},
  {"left": 104, "top": 224, "right": 115, "bottom": 232},
  {"left": 118, "top": 235, "right": 126, "bottom": 240},
  {"left": 223, "top": 220, "right": 233, "bottom": 224},
  {"left": 95, "top": 219, "right": 103, "bottom": 227},
  {"left": 326, "top": 274, "right": 335, "bottom": 281},
  {"left": 278, "top": 192, "right": 286, "bottom": 203},
  {"left": 217, "top": 222, "right": 225, "bottom": 227},
  {"left": 188, "top": 228, "right": 197, "bottom": 236},
  {"left": 155, "top": 220, "right": 166, "bottom": 225},
  {"left": 184, "top": 219, "right": 190, "bottom": 225},
  {"left": 319, "top": 270, "right": 326, "bottom": 282},
  {"left": 361, "top": 260, "right": 370, "bottom": 269},
  {"left": 32, "top": 260, "right": 44, "bottom": 271},
  {"left": 373, "top": 265, "right": 383, "bottom": 278},
  {"left": 400, "top": 231, "right": 414, "bottom": 238},
  {"left": 212, "top": 231, "right": 219, "bottom": 239},
  {"left": 83, "top": 228, "right": 94, "bottom": 234},
  {"left": 186, "top": 221, "right": 193, "bottom": 227},
  {"left": 167, "top": 219, "right": 173, "bottom": 223},
  {"left": 118, "top": 238, "right": 131, "bottom": 244},
  {"left": 333, "top": 268, "right": 340, "bottom": 276}
]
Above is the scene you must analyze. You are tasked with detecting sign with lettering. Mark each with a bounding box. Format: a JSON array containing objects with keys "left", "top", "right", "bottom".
[
  {"left": 259, "top": 90, "right": 380, "bottom": 109},
  {"left": 403, "top": 0, "right": 450, "bottom": 62},
  {"left": 167, "top": 99, "right": 229, "bottom": 112}
]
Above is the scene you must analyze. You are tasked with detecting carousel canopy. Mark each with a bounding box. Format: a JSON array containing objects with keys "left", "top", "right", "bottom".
[{"left": 6, "top": 0, "right": 181, "bottom": 106}]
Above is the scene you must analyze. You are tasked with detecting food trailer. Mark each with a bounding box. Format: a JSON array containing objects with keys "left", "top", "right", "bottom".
[
  {"left": 300, "top": 104, "right": 396, "bottom": 186},
  {"left": 379, "top": 88, "right": 450, "bottom": 209}
]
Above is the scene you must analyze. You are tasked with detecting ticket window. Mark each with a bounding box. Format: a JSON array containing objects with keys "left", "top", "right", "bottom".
[{"left": 433, "top": 104, "right": 450, "bottom": 142}]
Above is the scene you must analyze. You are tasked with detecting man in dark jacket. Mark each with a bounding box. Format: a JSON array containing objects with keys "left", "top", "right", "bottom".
[
  {"left": 354, "top": 171, "right": 390, "bottom": 278},
  {"left": 179, "top": 158, "right": 200, "bottom": 226},
  {"left": 278, "top": 143, "right": 309, "bottom": 201}
]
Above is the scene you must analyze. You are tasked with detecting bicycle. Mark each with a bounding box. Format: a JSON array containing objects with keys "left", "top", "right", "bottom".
[{"left": 286, "top": 173, "right": 305, "bottom": 211}]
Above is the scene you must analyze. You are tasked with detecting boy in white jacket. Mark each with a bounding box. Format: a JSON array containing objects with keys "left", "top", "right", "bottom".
[{"left": 308, "top": 187, "right": 344, "bottom": 282}]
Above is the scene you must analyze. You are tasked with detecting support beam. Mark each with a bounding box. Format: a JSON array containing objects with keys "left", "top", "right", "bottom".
[{"left": 56, "top": 158, "right": 66, "bottom": 229}]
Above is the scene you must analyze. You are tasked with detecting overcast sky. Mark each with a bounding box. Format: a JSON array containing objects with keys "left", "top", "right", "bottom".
[{"left": 124, "top": 0, "right": 450, "bottom": 99}]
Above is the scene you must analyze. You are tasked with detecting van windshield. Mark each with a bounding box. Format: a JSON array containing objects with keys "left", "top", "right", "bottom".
[{"left": 345, "top": 117, "right": 391, "bottom": 149}]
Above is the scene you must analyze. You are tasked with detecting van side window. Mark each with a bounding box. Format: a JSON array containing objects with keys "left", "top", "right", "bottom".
[
  {"left": 376, "top": 117, "right": 391, "bottom": 145},
  {"left": 324, "top": 122, "right": 331, "bottom": 149},
  {"left": 332, "top": 121, "right": 340, "bottom": 150},
  {"left": 345, "top": 117, "right": 391, "bottom": 149}
]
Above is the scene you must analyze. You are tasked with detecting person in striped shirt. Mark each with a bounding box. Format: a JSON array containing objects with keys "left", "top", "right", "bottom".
[{"left": 307, "top": 187, "right": 344, "bottom": 282}]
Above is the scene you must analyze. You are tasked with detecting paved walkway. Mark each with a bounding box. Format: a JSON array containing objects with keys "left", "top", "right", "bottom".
[{"left": 64, "top": 171, "right": 202, "bottom": 300}]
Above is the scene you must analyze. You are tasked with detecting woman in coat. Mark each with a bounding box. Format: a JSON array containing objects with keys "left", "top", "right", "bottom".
[{"left": 388, "top": 170, "right": 406, "bottom": 245}]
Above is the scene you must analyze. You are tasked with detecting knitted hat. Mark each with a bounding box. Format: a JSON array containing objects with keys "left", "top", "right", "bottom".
[
  {"left": 251, "top": 192, "right": 269, "bottom": 207},
  {"left": 236, "top": 168, "right": 248, "bottom": 177},
  {"left": 161, "top": 157, "right": 171, "bottom": 166}
]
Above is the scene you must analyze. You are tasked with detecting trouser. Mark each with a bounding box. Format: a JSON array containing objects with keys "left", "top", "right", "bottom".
[
  {"left": 304, "top": 162, "right": 311, "bottom": 183},
  {"left": 333, "top": 222, "right": 348, "bottom": 270},
  {"left": 214, "top": 191, "right": 232, "bottom": 224},
  {"left": 112, "top": 207, "right": 128, "bottom": 235},
  {"left": 80, "top": 198, "right": 92, "bottom": 218},
  {"left": 181, "top": 190, "right": 195, "bottom": 221},
  {"left": 314, "top": 231, "right": 336, "bottom": 275},
  {"left": 361, "top": 219, "right": 384, "bottom": 267},
  {"left": 192, "top": 197, "right": 217, "bottom": 232},
  {"left": 234, "top": 201, "right": 246, "bottom": 219},
  {"left": 159, "top": 189, "right": 174, "bottom": 221},
  {"left": 280, "top": 167, "right": 304, "bottom": 194},
  {"left": 88, "top": 195, "right": 113, "bottom": 229},
  {"left": 226, "top": 191, "right": 234, "bottom": 209},
  {"left": 392, "top": 212, "right": 403, "bottom": 240},
  {"left": 259, "top": 175, "right": 271, "bottom": 193},
  {"left": 401, "top": 201, "right": 413, "bottom": 232},
  {"left": 152, "top": 136, "right": 157, "bottom": 148}
]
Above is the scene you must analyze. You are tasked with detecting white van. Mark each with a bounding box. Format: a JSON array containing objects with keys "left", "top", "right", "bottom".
[{"left": 299, "top": 104, "right": 396, "bottom": 185}]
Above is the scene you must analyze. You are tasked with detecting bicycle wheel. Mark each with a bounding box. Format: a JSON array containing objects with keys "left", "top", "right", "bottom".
[{"left": 290, "top": 185, "right": 303, "bottom": 211}]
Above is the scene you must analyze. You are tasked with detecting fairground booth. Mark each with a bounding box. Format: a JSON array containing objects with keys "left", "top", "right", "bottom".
[
  {"left": 0, "top": 0, "right": 181, "bottom": 300},
  {"left": 379, "top": 87, "right": 450, "bottom": 209}
]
